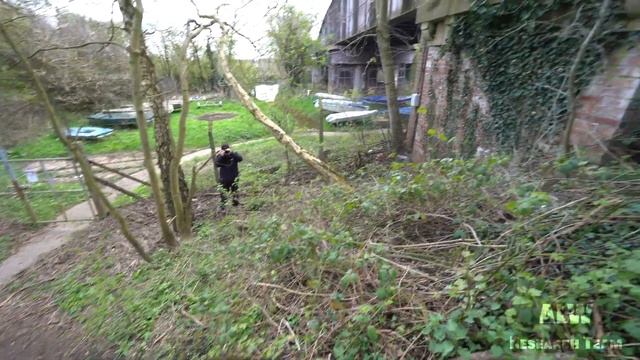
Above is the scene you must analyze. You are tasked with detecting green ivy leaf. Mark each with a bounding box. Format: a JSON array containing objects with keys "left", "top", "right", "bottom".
[
  {"left": 429, "top": 340, "right": 454, "bottom": 356},
  {"left": 446, "top": 318, "right": 468, "bottom": 340},
  {"left": 490, "top": 344, "right": 504, "bottom": 357},
  {"left": 512, "top": 295, "right": 531, "bottom": 306},
  {"left": 527, "top": 288, "right": 542, "bottom": 297},
  {"left": 366, "top": 325, "right": 379, "bottom": 342}
]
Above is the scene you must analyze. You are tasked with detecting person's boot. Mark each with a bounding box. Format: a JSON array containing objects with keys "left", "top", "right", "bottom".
[{"left": 232, "top": 193, "right": 240, "bottom": 206}]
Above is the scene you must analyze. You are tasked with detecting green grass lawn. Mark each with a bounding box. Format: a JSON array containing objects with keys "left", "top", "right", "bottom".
[
  {"left": 1, "top": 97, "right": 324, "bottom": 224},
  {"left": 0, "top": 175, "right": 89, "bottom": 224},
  {"left": 8, "top": 101, "right": 273, "bottom": 159}
]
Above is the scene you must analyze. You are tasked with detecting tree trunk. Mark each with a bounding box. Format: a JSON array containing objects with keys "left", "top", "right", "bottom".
[
  {"left": 208, "top": 120, "right": 220, "bottom": 182},
  {"left": 120, "top": 0, "right": 178, "bottom": 248},
  {"left": 318, "top": 101, "right": 325, "bottom": 160},
  {"left": 119, "top": 1, "right": 189, "bottom": 224},
  {"left": 216, "top": 33, "right": 351, "bottom": 189},
  {"left": 376, "top": 0, "right": 404, "bottom": 155},
  {"left": 142, "top": 50, "right": 190, "bottom": 224},
  {"left": 169, "top": 24, "right": 199, "bottom": 240},
  {"left": 0, "top": 22, "right": 151, "bottom": 262},
  {"left": 405, "top": 23, "right": 430, "bottom": 154}
]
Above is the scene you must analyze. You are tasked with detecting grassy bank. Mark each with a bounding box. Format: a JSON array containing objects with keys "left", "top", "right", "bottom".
[
  {"left": 8, "top": 101, "right": 272, "bottom": 159},
  {"left": 1, "top": 97, "right": 320, "bottom": 224}
]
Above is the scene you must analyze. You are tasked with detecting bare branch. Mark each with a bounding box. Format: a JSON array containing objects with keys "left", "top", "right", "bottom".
[{"left": 28, "top": 41, "right": 126, "bottom": 59}]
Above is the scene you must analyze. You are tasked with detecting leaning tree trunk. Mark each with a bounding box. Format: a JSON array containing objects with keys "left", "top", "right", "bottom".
[
  {"left": 120, "top": 0, "right": 178, "bottom": 248},
  {"left": 0, "top": 23, "right": 151, "bottom": 262},
  {"left": 216, "top": 33, "right": 351, "bottom": 189},
  {"left": 376, "top": 0, "right": 404, "bottom": 155}
]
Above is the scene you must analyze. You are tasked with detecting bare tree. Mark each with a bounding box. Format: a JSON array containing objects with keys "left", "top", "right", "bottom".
[
  {"left": 117, "top": 0, "right": 189, "bottom": 228},
  {"left": 376, "top": 0, "right": 404, "bottom": 155},
  {"left": 169, "top": 19, "right": 214, "bottom": 239},
  {"left": 118, "top": 0, "right": 178, "bottom": 248},
  {"left": 0, "top": 20, "right": 151, "bottom": 261}
]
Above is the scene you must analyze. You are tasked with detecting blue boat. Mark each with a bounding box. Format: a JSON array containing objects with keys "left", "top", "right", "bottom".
[
  {"left": 87, "top": 108, "right": 153, "bottom": 127},
  {"left": 399, "top": 107, "right": 412, "bottom": 116},
  {"left": 65, "top": 127, "right": 114, "bottom": 140},
  {"left": 360, "top": 95, "right": 412, "bottom": 105}
]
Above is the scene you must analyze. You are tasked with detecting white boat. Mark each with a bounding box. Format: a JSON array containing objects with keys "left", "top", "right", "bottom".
[
  {"left": 314, "top": 92, "right": 349, "bottom": 101},
  {"left": 326, "top": 110, "right": 378, "bottom": 125},
  {"left": 315, "top": 99, "right": 369, "bottom": 113}
]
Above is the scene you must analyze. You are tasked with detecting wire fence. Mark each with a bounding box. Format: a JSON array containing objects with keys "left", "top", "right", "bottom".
[{"left": 0, "top": 149, "right": 96, "bottom": 224}]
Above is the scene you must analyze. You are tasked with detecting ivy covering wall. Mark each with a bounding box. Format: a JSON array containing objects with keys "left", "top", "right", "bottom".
[{"left": 452, "top": 0, "right": 633, "bottom": 153}]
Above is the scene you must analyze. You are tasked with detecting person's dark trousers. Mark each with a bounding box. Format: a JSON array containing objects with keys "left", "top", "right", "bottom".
[{"left": 220, "top": 178, "right": 239, "bottom": 208}]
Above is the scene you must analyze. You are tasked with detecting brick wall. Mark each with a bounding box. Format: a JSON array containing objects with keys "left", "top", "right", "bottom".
[
  {"left": 410, "top": 47, "right": 490, "bottom": 162},
  {"left": 409, "top": 43, "right": 640, "bottom": 163},
  {"left": 571, "top": 46, "right": 640, "bottom": 162}
]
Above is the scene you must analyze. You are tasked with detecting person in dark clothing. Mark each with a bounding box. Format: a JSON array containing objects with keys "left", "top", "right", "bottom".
[{"left": 215, "top": 144, "right": 243, "bottom": 208}]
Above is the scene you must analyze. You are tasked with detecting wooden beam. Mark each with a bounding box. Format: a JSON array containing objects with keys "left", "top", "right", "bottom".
[
  {"left": 88, "top": 160, "right": 150, "bottom": 187},
  {"left": 93, "top": 176, "right": 144, "bottom": 200}
]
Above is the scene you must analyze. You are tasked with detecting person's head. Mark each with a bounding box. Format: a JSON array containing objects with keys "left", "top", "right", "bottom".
[{"left": 221, "top": 144, "right": 231, "bottom": 155}]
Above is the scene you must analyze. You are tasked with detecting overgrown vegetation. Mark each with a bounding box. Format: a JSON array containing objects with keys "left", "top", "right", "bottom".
[
  {"left": 20, "top": 132, "right": 638, "bottom": 358},
  {"left": 454, "top": 0, "right": 634, "bottom": 152}
]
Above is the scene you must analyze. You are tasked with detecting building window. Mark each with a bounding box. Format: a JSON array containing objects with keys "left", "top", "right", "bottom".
[
  {"left": 367, "top": 68, "right": 378, "bottom": 88},
  {"left": 338, "top": 69, "right": 354, "bottom": 89},
  {"left": 397, "top": 64, "right": 411, "bottom": 83}
]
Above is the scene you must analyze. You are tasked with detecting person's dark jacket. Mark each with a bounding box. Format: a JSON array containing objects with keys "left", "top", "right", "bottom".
[{"left": 215, "top": 151, "right": 243, "bottom": 183}]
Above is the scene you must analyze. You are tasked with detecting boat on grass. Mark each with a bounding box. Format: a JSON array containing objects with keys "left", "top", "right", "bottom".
[
  {"left": 87, "top": 108, "right": 153, "bottom": 127},
  {"left": 315, "top": 99, "right": 369, "bottom": 113},
  {"left": 196, "top": 100, "right": 223, "bottom": 108},
  {"left": 65, "top": 127, "right": 114, "bottom": 140},
  {"left": 326, "top": 110, "right": 378, "bottom": 125},
  {"left": 314, "top": 92, "right": 350, "bottom": 101}
]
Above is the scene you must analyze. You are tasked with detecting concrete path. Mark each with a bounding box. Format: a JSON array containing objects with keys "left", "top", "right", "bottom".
[{"left": 0, "top": 146, "right": 221, "bottom": 287}]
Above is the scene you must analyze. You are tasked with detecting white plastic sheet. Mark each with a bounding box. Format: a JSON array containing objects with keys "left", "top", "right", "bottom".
[{"left": 254, "top": 84, "right": 280, "bottom": 102}]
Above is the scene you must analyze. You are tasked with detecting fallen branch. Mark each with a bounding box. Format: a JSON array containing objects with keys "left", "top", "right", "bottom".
[
  {"left": 423, "top": 213, "right": 482, "bottom": 245},
  {"left": 254, "top": 282, "right": 331, "bottom": 297},
  {"left": 180, "top": 308, "right": 205, "bottom": 327},
  {"left": 283, "top": 319, "right": 302, "bottom": 351},
  {"left": 370, "top": 253, "right": 439, "bottom": 281}
]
